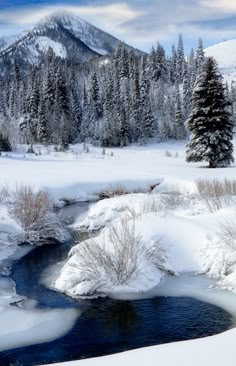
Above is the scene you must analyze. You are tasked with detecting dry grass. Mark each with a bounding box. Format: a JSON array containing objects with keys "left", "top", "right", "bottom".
[
  {"left": 217, "top": 219, "right": 236, "bottom": 250},
  {"left": 160, "top": 190, "right": 183, "bottom": 211},
  {"left": 70, "top": 217, "right": 143, "bottom": 292},
  {"left": 196, "top": 178, "right": 236, "bottom": 212},
  {"left": 99, "top": 184, "right": 128, "bottom": 199},
  {"left": 0, "top": 185, "right": 10, "bottom": 203},
  {"left": 9, "top": 185, "right": 64, "bottom": 243},
  {"left": 142, "top": 196, "right": 162, "bottom": 214},
  {"left": 141, "top": 188, "right": 183, "bottom": 217}
]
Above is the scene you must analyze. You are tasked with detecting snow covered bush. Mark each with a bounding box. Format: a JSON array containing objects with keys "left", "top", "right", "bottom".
[
  {"left": 9, "top": 185, "right": 65, "bottom": 244},
  {"left": 56, "top": 216, "right": 169, "bottom": 297},
  {"left": 196, "top": 178, "right": 236, "bottom": 212},
  {"left": 217, "top": 219, "right": 236, "bottom": 250},
  {"left": 203, "top": 216, "right": 236, "bottom": 291},
  {"left": 74, "top": 218, "right": 142, "bottom": 285}
]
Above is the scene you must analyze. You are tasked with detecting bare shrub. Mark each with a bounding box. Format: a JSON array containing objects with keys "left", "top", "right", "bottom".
[
  {"left": 141, "top": 189, "right": 183, "bottom": 216},
  {"left": 142, "top": 196, "right": 162, "bottom": 214},
  {"left": 160, "top": 190, "right": 183, "bottom": 211},
  {"left": 70, "top": 218, "right": 143, "bottom": 291},
  {"left": 196, "top": 178, "right": 236, "bottom": 212},
  {"left": 165, "top": 150, "right": 173, "bottom": 157},
  {"left": 99, "top": 184, "right": 127, "bottom": 199},
  {"left": 9, "top": 185, "right": 65, "bottom": 244},
  {"left": 217, "top": 219, "right": 236, "bottom": 250},
  {"left": 0, "top": 185, "right": 10, "bottom": 203},
  {"left": 61, "top": 216, "right": 176, "bottom": 296}
]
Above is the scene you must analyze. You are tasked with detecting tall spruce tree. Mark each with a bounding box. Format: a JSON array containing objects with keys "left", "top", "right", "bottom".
[
  {"left": 186, "top": 57, "right": 234, "bottom": 168},
  {"left": 175, "top": 84, "right": 185, "bottom": 140},
  {"left": 176, "top": 34, "right": 185, "bottom": 84}
]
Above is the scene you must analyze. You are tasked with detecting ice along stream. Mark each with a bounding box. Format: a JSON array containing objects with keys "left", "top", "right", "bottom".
[{"left": 0, "top": 202, "right": 234, "bottom": 366}]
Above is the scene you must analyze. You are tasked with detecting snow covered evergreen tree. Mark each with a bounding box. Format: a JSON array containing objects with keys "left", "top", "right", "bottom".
[
  {"left": 186, "top": 57, "right": 234, "bottom": 168},
  {"left": 174, "top": 84, "right": 186, "bottom": 140},
  {"left": 196, "top": 38, "right": 205, "bottom": 74},
  {"left": 0, "top": 33, "right": 208, "bottom": 148},
  {"left": 176, "top": 34, "right": 185, "bottom": 84}
]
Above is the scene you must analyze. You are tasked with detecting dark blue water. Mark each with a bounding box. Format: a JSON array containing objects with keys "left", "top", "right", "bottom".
[{"left": 0, "top": 203, "right": 233, "bottom": 366}]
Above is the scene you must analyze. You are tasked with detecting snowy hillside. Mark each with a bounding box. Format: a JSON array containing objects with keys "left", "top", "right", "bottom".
[
  {"left": 205, "top": 39, "right": 236, "bottom": 83},
  {"left": 0, "top": 10, "right": 143, "bottom": 69}
]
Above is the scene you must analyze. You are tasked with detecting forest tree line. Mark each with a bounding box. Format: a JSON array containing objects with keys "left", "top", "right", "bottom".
[{"left": 0, "top": 35, "right": 235, "bottom": 150}]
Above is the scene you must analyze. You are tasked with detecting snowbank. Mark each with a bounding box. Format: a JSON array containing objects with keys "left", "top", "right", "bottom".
[
  {"left": 0, "top": 205, "right": 23, "bottom": 270},
  {"left": 42, "top": 327, "right": 236, "bottom": 366}
]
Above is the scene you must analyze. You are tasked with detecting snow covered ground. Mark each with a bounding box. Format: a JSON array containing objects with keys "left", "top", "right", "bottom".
[
  {"left": 1, "top": 140, "right": 236, "bottom": 365},
  {"left": 0, "top": 140, "right": 236, "bottom": 201},
  {"left": 42, "top": 326, "right": 236, "bottom": 366}
]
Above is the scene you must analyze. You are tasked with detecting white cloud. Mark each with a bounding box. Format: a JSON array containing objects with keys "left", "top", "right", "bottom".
[
  {"left": 200, "top": 0, "right": 236, "bottom": 12},
  {"left": 0, "top": 3, "right": 145, "bottom": 28}
]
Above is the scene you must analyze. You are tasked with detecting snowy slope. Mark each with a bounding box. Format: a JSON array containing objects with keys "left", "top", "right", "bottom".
[
  {"left": 36, "top": 11, "right": 121, "bottom": 56},
  {"left": 205, "top": 39, "right": 236, "bottom": 83}
]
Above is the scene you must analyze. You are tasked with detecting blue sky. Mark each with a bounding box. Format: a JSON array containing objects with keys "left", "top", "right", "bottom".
[{"left": 1, "top": 0, "right": 236, "bottom": 53}]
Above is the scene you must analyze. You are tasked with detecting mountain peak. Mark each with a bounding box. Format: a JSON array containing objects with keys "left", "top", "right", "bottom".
[
  {"left": 36, "top": 9, "right": 85, "bottom": 29},
  {"left": 0, "top": 10, "right": 144, "bottom": 71}
]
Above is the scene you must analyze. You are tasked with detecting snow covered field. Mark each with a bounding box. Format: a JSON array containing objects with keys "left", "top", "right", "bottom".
[
  {"left": 0, "top": 140, "right": 236, "bottom": 200},
  {"left": 1, "top": 140, "right": 236, "bottom": 365}
]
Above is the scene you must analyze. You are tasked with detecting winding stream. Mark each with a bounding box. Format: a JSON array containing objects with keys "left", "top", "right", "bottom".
[{"left": 0, "top": 202, "right": 234, "bottom": 366}]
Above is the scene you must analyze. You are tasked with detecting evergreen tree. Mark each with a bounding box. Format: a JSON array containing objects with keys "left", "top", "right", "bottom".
[
  {"left": 90, "top": 72, "right": 102, "bottom": 119},
  {"left": 170, "top": 45, "right": 177, "bottom": 84},
  {"left": 139, "top": 100, "right": 154, "bottom": 144},
  {"left": 196, "top": 38, "right": 205, "bottom": 74},
  {"left": 0, "top": 132, "right": 11, "bottom": 151},
  {"left": 174, "top": 85, "right": 185, "bottom": 140},
  {"left": 37, "top": 97, "right": 48, "bottom": 143},
  {"left": 176, "top": 34, "right": 185, "bottom": 84},
  {"left": 186, "top": 57, "right": 234, "bottom": 168},
  {"left": 183, "top": 62, "right": 192, "bottom": 120}
]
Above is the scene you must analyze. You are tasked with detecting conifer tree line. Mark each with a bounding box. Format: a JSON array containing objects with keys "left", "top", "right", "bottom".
[{"left": 0, "top": 35, "right": 233, "bottom": 150}]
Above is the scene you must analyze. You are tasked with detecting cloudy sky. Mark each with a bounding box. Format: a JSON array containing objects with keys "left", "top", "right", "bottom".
[{"left": 0, "top": 0, "right": 236, "bottom": 52}]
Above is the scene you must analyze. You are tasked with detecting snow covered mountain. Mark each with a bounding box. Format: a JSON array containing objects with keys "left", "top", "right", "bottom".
[
  {"left": 205, "top": 39, "right": 236, "bottom": 83},
  {"left": 0, "top": 10, "right": 142, "bottom": 68},
  {"left": 0, "top": 31, "right": 28, "bottom": 52}
]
